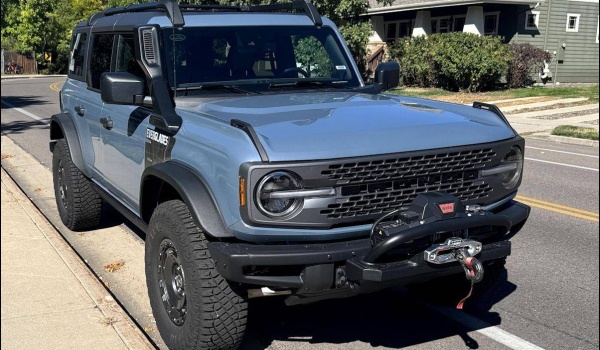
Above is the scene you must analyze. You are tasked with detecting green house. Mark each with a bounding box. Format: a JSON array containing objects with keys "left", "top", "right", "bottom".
[{"left": 367, "top": 0, "right": 599, "bottom": 83}]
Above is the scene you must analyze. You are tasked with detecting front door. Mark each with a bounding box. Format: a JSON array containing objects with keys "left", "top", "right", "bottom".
[{"left": 99, "top": 34, "right": 151, "bottom": 211}]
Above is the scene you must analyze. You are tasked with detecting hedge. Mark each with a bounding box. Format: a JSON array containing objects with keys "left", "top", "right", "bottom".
[
  {"left": 506, "top": 43, "right": 551, "bottom": 88},
  {"left": 389, "top": 33, "right": 512, "bottom": 92}
]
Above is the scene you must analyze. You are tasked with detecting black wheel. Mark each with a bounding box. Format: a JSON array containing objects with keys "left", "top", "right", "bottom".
[
  {"left": 146, "top": 200, "right": 248, "bottom": 350},
  {"left": 52, "top": 139, "right": 102, "bottom": 231}
]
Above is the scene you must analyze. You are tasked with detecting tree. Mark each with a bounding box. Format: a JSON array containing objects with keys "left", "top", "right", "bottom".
[{"left": 1, "top": 0, "right": 388, "bottom": 74}]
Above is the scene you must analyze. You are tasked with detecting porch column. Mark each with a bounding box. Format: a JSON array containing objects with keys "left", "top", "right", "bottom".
[
  {"left": 369, "top": 16, "right": 385, "bottom": 43},
  {"left": 463, "top": 6, "right": 484, "bottom": 35},
  {"left": 412, "top": 11, "right": 431, "bottom": 37}
]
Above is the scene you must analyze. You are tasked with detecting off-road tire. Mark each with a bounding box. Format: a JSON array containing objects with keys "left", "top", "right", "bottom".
[
  {"left": 146, "top": 200, "right": 248, "bottom": 350},
  {"left": 52, "top": 139, "right": 102, "bottom": 231}
]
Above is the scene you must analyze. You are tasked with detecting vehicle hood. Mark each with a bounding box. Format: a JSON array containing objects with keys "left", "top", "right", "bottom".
[{"left": 176, "top": 92, "right": 515, "bottom": 162}]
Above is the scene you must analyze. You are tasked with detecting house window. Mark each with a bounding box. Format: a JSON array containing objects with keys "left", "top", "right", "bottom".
[
  {"left": 566, "top": 14, "right": 580, "bottom": 32},
  {"left": 386, "top": 22, "right": 397, "bottom": 41},
  {"left": 453, "top": 16, "right": 466, "bottom": 32},
  {"left": 430, "top": 17, "right": 450, "bottom": 34},
  {"left": 439, "top": 18, "right": 451, "bottom": 33},
  {"left": 525, "top": 11, "right": 540, "bottom": 30},
  {"left": 484, "top": 13, "right": 500, "bottom": 35},
  {"left": 399, "top": 22, "right": 412, "bottom": 37},
  {"left": 385, "top": 21, "right": 412, "bottom": 41}
]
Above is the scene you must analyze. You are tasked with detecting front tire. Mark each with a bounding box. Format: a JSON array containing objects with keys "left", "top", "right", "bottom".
[
  {"left": 146, "top": 200, "right": 247, "bottom": 350},
  {"left": 52, "top": 139, "right": 102, "bottom": 230}
]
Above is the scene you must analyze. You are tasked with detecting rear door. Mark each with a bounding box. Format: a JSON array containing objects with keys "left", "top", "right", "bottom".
[
  {"left": 79, "top": 33, "right": 115, "bottom": 184},
  {"left": 64, "top": 29, "right": 98, "bottom": 176}
]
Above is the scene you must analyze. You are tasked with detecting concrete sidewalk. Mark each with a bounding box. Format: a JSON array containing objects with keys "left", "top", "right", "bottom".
[{"left": 0, "top": 169, "right": 154, "bottom": 350}]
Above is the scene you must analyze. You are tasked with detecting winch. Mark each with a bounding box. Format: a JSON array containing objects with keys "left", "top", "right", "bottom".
[{"left": 370, "top": 191, "right": 488, "bottom": 308}]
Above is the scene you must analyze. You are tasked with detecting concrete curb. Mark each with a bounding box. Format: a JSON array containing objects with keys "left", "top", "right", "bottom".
[
  {"left": 1, "top": 74, "right": 66, "bottom": 80},
  {"left": 525, "top": 134, "right": 599, "bottom": 148}
]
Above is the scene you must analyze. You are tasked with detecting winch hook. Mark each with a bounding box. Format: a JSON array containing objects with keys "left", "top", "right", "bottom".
[{"left": 452, "top": 248, "right": 485, "bottom": 309}]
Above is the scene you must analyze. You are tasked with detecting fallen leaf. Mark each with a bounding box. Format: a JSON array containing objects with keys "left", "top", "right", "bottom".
[
  {"left": 99, "top": 316, "right": 118, "bottom": 326},
  {"left": 104, "top": 261, "right": 125, "bottom": 273},
  {"left": 1, "top": 154, "right": 15, "bottom": 159},
  {"left": 34, "top": 188, "right": 42, "bottom": 192}
]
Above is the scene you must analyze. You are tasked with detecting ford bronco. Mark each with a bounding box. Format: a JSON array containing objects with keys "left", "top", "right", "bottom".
[{"left": 50, "top": 1, "right": 530, "bottom": 349}]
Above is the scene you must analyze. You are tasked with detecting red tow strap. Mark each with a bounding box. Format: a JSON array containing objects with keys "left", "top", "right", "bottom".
[{"left": 456, "top": 257, "right": 476, "bottom": 310}]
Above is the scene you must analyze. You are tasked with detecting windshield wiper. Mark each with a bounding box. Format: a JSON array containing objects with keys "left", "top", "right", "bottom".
[
  {"left": 176, "top": 82, "right": 258, "bottom": 95},
  {"left": 268, "top": 80, "right": 349, "bottom": 90}
]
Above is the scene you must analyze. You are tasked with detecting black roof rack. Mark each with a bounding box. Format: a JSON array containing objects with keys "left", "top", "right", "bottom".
[
  {"left": 88, "top": 0, "right": 322, "bottom": 27},
  {"left": 88, "top": 0, "right": 185, "bottom": 26}
]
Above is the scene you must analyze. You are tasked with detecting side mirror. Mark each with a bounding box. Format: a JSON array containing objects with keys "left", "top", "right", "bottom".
[
  {"left": 101, "top": 72, "right": 146, "bottom": 105},
  {"left": 374, "top": 62, "right": 400, "bottom": 92}
]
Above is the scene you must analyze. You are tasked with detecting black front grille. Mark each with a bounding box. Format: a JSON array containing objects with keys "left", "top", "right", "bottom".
[
  {"left": 321, "top": 148, "right": 495, "bottom": 184},
  {"left": 319, "top": 148, "right": 496, "bottom": 220},
  {"left": 321, "top": 179, "right": 492, "bottom": 219}
]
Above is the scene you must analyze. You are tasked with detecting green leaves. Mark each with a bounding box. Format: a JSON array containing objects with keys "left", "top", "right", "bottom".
[
  {"left": 389, "top": 33, "right": 512, "bottom": 92},
  {"left": 1, "top": 0, "right": 385, "bottom": 75}
]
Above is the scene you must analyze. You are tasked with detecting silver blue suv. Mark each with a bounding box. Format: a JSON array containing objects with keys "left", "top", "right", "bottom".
[{"left": 50, "top": 1, "right": 530, "bottom": 349}]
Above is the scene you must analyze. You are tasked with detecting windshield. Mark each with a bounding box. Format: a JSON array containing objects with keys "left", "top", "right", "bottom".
[{"left": 163, "top": 25, "right": 362, "bottom": 94}]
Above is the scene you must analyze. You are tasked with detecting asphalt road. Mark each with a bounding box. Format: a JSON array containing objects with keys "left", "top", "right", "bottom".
[{"left": 1, "top": 77, "right": 599, "bottom": 350}]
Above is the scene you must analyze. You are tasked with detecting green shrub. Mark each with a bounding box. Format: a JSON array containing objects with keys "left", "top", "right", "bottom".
[
  {"left": 389, "top": 33, "right": 512, "bottom": 92},
  {"left": 507, "top": 43, "right": 551, "bottom": 88}
]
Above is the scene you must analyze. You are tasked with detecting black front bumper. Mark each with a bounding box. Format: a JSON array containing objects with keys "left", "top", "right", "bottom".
[{"left": 208, "top": 201, "right": 530, "bottom": 304}]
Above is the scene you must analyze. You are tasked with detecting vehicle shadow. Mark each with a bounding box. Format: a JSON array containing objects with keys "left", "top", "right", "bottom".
[
  {"left": 241, "top": 279, "right": 517, "bottom": 349},
  {"left": 98, "top": 204, "right": 147, "bottom": 240}
]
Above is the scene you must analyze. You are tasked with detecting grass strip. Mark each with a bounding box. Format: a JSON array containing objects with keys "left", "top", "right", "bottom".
[{"left": 551, "top": 125, "right": 599, "bottom": 141}]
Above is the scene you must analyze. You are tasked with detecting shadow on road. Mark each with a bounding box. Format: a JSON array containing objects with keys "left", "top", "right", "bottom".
[
  {"left": 240, "top": 280, "right": 516, "bottom": 349},
  {"left": 1, "top": 95, "right": 49, "bottom": 109},
  {"left": 1, "top": 96, "right": 51, "bottom": 135},
  {"left": 1, "top": 119, "right": 49, "bottom": 135}
]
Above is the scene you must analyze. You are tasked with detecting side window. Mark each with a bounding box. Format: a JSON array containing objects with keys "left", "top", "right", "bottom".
[
  {"left": 89, "top": 34, "right": 114, "bottom": 89},
  {"left": 115, "top": 35, "right": 144, "bottom": 77},
  {"left": 69, "top": 32, "right": 88, "bottom": 80}
]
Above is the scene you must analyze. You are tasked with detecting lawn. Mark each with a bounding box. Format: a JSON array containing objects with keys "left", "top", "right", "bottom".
[
  {"left": 389, "top": 85, "right": 599, "bottom": 105},
  {"left": 552, "top": 125, "right": 599, "bottom": 141}
]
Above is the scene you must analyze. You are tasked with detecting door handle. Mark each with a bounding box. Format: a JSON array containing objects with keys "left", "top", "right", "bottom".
[
  {"left": 100, "top": 116, "right": 114, "bottom": 130},
  {"left": 74, "top": 105, "right": 86, "bottom": 116}
]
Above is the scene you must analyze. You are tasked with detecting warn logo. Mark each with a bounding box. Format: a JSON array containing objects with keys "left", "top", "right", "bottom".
[
  {"left": 146, "top": 129, "right": 170, "bottom": 146},
  {"left": 438, "top": 202, "right": 455, "bottom": 215}
]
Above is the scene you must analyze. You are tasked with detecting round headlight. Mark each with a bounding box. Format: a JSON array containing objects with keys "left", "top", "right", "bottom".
[
  {"left": 501, "top": 146, "right": 523, "bottom": 189},
  {"left": 256, "top": 171, "right": 302, "bottom": 218}
]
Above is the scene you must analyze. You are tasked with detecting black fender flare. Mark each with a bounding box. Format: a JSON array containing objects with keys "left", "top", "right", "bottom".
[
  {"left": 49, "top": 113, "right": 90, "bottom": 178},
  {"left": 140, "top": 162, "right": 234, "bottom": 238}
]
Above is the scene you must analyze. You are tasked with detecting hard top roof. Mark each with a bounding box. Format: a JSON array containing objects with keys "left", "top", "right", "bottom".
[{"left": 76, "top": 0, "right": 326, "bottom": 32}]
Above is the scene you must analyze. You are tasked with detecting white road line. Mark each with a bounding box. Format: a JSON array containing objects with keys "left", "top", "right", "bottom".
[
  {"left": 525, "top": 157, "right": 599, "bottom": 172},
  {"left": 526, "top": 146, "right": 599, "bottom": 159},
  {"left": 429, "top": 304, "right": 546, "bottom": 350},
  {"left": 1, "top": 99, "right": 49, "bottom": 124}
]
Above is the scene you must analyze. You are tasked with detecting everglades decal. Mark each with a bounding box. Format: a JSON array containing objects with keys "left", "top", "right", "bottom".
[{"left": 145, "top": 127, "right": 175, "bottom": 167}]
